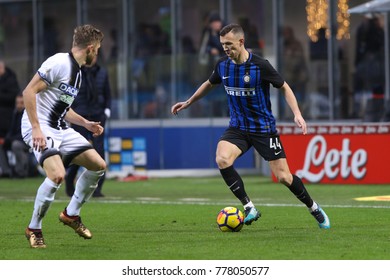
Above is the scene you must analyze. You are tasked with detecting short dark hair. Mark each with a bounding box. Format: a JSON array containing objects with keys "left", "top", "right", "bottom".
[{"left": 219, "top": 23, "right": 244, "bottom": 37}]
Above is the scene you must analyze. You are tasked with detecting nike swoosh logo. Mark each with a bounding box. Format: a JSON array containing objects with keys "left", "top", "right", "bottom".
[
  {"left": 222, "top": 76, "right": 230, "bottom": 79},
  {"left": 275, "top": 150, "right": 282, "bottom": 155}
]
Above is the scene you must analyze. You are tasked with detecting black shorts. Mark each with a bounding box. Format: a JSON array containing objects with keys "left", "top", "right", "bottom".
[{"left": 219, "top": 127, "right": 286, "bottom": 161}]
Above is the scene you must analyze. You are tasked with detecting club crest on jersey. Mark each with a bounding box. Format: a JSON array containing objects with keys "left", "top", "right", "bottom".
[
  {"left": 243, "top": 74, "right": 251, "bottom": 83},
  {"left": 59, "top": 83, "right": 79, "bottom": 96}
]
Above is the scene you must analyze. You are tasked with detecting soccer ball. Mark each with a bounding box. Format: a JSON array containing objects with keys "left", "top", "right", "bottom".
[{"left": 216, "top": 206, "right": 244, "bottom": 232}]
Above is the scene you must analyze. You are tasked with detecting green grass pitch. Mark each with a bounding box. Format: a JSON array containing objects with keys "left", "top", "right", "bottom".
[{"left": 1, "top": 175, "right": 390, "bottom": 260}]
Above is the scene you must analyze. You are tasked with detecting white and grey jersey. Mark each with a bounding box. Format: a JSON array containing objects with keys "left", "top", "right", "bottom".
[{"left": 22, "top": 52, "right": 82, "bottom": 130}]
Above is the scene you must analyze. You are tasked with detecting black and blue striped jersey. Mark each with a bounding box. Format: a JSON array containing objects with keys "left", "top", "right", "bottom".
[{"left": 209, "top": 52, "right": 284, "bottom": 134}]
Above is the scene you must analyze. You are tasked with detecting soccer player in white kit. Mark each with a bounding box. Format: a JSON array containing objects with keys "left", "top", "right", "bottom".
[{"left": 22, "top": 25, "right": 105, "bottom": 248}]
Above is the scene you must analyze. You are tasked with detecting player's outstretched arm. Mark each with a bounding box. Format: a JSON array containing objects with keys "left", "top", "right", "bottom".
[
  {"left": 171, "top": 80, "right": 214, "bottom": 115},
  {"left": 280, "top": 82, "right": 307, "bottom": 135}
]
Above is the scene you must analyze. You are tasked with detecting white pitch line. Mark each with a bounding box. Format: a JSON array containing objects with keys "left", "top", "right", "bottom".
[
  {"left": 9, "top": 197, "right": 390, "bottom": 209},
  {"left": 96, "top": 200, "right": 390, "bottom": 209}
]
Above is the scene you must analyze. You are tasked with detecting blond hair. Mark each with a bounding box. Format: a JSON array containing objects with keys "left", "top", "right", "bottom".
[{"left": 72, "top": 24, "right": 104, "bottom": 48}]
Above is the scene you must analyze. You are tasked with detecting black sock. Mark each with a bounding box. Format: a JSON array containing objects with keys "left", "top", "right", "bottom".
[
  {"left": 220, "top": 166, "right": 250, "bottom": 205},
  {"left": 287, "top": 175, "right": 313, "bottom": 208}
]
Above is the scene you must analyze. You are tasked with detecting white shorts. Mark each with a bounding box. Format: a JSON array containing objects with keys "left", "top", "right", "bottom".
[{"left": 22, "top": 123, "right": 93, "bottom": 167}]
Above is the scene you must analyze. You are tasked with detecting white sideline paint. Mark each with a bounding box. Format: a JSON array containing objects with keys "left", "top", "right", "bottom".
[
  {"left": 106, "top": 168, "right": 260, "bottom": 179},
  {"left": 12, "top": 197, "right": 390, "bottom": 209}
]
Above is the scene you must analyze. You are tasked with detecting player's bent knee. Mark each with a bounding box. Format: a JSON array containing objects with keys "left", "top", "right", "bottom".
[
  {"left": 49, "top": 174, "right": 65, "bottom": 185},
  {"left": 216, "top": 155, "right": 233, "bottom": 169},
  {"left": 92, "top": 154, "right": 107, "bottom": 171},
  {"left": 276, "top": 173, "right": 291, "bottom": 186},
  {"left": 99, "top": 161, "right": 107, "bottom": 171},
  {"left": 81, "top": 155, "right": 106, "bottom": 172},
  {"left": 46, "top": 170, "right": 65, "bottom": 185},
  {"left": 91, "top": 161, "right": 106, "bottom": 172}
]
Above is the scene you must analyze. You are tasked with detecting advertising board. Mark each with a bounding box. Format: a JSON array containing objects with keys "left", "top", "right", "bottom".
[{"left": 276, "top": 123, "right": 390, "bottom": 184}]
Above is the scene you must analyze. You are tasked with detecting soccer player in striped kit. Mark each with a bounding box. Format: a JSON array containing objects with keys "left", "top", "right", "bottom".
[
  {"left": 22, "top": 25, "right": 106, "bottom": 248},
  {"left": 171, "top": 23, "right": 330, "bottom": 229}
]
